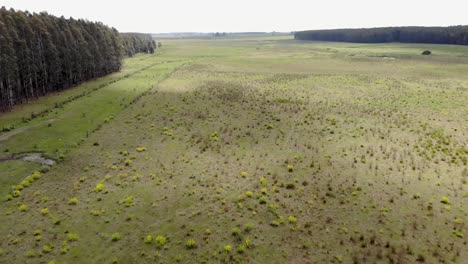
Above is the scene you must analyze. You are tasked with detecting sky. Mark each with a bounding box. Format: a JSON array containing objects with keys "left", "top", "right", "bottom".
[{"left": 2, "top": 0, "right": 468, "bottom": 33}]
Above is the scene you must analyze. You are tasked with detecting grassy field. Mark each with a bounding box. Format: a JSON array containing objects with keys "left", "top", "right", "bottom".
[{"left": 0, "top": 37, "right": 466, "bottom": 263}]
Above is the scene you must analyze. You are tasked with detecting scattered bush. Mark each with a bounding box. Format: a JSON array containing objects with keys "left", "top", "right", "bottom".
[
  {"left": 120, "top": 196, "right": 134, "bottom": 207},
  {"left": 421, "top": 50, "right": 431, "bottom": 55},
  {"left": 237, "top": 245, "right": 246, "bottom": 253},
  {"left": 69, "top": 198, "right": 79, "bottom": 205},
  {"left": 42, "top": 245, "right": 52, "bottom": 253},
  {"left": 156, "top": 235, "right": 167, "bottom": 247},
  {"left": 440, "top": 196, "right": 450, "bottom": 204},
  {"left": 26, "top": 249, "right": 35, "bottom": 258},
  {"left": 111, "top": 233, "right": 121, "bottom": 241},
  {"left": 67, "top": 233, "right": 79, "bottom": 241},
  {"left": 288, "top": 215, "right": 297, "bottom": 223},
  {"left": 19, "top": 204, "right": 29, "bottom": 212},
  {"left": 223, "top": 244, "right": 232, "bottom": 253},
  {"left": 244, "top": 223, "right": 255, "bottom": 232},
  {"left": 144, "top": 235, "right": 153, "bottom": 244},
  {"left": 270, "top": 221, "right": 280, "bottom": 227},
  {"left": 136, "top": 147, "right": 147, "bottom": 152},
  {"left": 245, "top": 238, "right": 252, "bottom": 248},
  {"left": 185, "top": 239, "right": 197, "bottom": 249},
  {"left": 231, "top": 227, "right": 240, "bottom": 236},
  {"left": 95, "top": 183, "right": 105, "bottom": 192}
]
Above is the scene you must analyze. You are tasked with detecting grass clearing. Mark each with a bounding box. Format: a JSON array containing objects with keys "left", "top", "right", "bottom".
[{"left": 0, "top": 36, "right": 466, "bottom": 263}]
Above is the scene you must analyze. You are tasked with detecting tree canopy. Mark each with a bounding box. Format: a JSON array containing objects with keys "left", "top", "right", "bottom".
[
  {"left": 0, "top": 7, "right": 156, "bottom": 111},
  {"left": 295, "top": 26, "right": 468, "bottom": 45},
  {"left": 121, "top": 33, "right": 156, "bottom": 57}
]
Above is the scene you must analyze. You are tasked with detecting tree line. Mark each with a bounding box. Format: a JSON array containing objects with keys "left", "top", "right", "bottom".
[
  {"left": 295, "top": 26, "right": 468, "bottom": 45},
  {"left": 0, "top": 7, "right": 156, "bottom": 112},
  {"left": 121, "top": 33, "right": 157, "bottom": 57}
]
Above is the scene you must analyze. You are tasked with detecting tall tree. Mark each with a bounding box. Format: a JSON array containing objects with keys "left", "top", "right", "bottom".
[
  {"left": 0, "top": 7, "right": 154, "bottom": 111},
  {"left": 295, "top": 26, "right": 468, "bottom": 45}
]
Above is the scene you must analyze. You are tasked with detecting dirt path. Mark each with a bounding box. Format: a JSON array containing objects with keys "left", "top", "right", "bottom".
[
  {"left": 0, "top": 119, "right": 56, "bottom": 142},
  {"left": 19, "top": 152, "right": 55, "bottom": 165},
  {"left": 0, "top": 152, "right": 55, "bottom": 166}
]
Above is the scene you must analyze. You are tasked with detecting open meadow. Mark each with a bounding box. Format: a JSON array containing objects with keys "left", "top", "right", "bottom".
[{"left": 0, "top": 36, "right": 467, "bottom": 263}]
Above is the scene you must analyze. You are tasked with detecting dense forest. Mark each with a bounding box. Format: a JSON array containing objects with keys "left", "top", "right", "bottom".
[
  {"left": 295, "top": 26, "right": 468, "bottom": 45},
  {"left": 121, "top": 33, "right": 156, "bottom": 57},
  {"left": 0, "top": 7, "right": 156, "bottom": 112}
]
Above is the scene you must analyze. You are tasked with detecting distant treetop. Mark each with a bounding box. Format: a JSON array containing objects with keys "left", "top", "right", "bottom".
[{"left": 295, "top": 26, "right": 468, "bottom": 45}]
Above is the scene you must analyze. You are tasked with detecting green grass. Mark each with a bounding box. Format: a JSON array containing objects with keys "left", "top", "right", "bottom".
[
  {"left": 0, "top": 36, "right": 466, "bottom": 263},
  {"left": 0, "top": 160, "right": 41, "bottom": 197},
  {"left": 0, "top": 54, "right": 163, "bottom": 130}
]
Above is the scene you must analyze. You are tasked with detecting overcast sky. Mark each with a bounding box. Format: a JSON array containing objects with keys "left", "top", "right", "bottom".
[{"left": 2, "top": 0, "right": 467, "bottom": 33}]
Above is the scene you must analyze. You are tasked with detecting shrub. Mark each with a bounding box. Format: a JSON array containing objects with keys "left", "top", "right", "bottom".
[
  {"left": 52, "top": 217, "right": 61, "bottom": 225},
  {"left": 245, "top": 191, "right": 253, "bottom": 197},
  {"left": 421, "top": 50, "right": 431, "bottom": 55},
  {"left": 60, "top": 246, "right": 70, "bottom": 254},
  {"left": 185, "top": 239, "right": 196, "bottom": 249},
  {"left": 223, "top": 244, "right": 232, "bottom": 253},
  {"left": 19, "top": 204, "right": 28, "bottom": 212},
  {"left": 120, "top": 196, "right": 134, "bottom": 207},
  {"left": 95, "top": 183, "right": 105, "bottom": 192},
  {"left": 287, "top": 164, "right": 294, "bottom": 172},
  {"left": 26, "top": 249, "right": 35, "bottom": 258},
  {"left": 5, "top": 194, "right": 13, "bottom": 201},
  {"left": 69, "top": 198, "right": 79, "bottom": 205},
  {"left": 440, "top": 196, "right": 450, "bottom": 204},
  {"left": 32, "top": 171, "right": 41, "bottom": 180},
  {"left": 41, "top": 208, "right": 49, "bottom": 215},
  {"left": 144, "top": 235, "right": 153, "bottom": 244},
  {"left": 111, "top": 233, "right": 121, "bottom": 241},
  {"left": 40, "top": 165, "right": 50, "bottom": 173},
  {"left": 89, "top": 210, "right": 101, "bottom": 216},
  {"left": 67, "top": 233, "right": 79, "bottom": 241},
  {"left": 245, "top": 238, "right": 252, "bottom": 248},
  {"left": 42, "top": 245, "right": 52, "bottom": 253},
  {"left": 210, "top": 131, "right": 219, "bottom": 141},
  {"left": 231, "top": 227, "right": 240, "bottom": 236},
  {"left": 270, "top": 221, "right": 280, "bottom": 227},
  {"left": 12, "top": 190, "right": 21, "bottom": 197},
  {"left": 136, "top": 147, "right": 147, "bottom": 152},
  {"left": 244, "top": 223, "right": 255, "bottom": 232},
  {"left": 155, "top": 235, "right": 167, "bottom": 247},
  {"left": 237, "top": 245, "right": 246, "bottom": 253},
  {"left": 288, "top": 215, "right": 297, "bottom": 223},
  {"left": 452, "top": 229, "right": 464, "bottom": 238}
]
